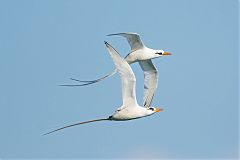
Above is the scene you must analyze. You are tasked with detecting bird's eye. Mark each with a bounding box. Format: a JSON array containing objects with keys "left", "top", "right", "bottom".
[
  {"left": 156, "top": 52, "right": 162, "bottom": 55},
  {"left": 148, "top": 107, "right": 154, "bottom": 111}
]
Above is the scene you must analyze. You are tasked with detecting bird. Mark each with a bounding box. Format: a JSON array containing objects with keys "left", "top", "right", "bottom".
[
  {"left": 61, "top": 32, "right": 171, "bottom": 107},
  {"left": 43, "top": 41, "right": 163, "bottom": 135}
]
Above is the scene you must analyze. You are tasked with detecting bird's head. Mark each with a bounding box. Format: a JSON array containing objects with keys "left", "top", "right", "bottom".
[
  {"left": 146, "top": 107, "right": 163, "bottom": 114},
  {"left": 155, "top": 50, "right": 172, "bottom": 57}
]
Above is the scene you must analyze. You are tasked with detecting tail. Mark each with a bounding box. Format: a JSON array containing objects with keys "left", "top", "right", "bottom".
[
  {"left": 59, "top": 69, "right": 117, "bottom": 87},
  {"left": 43, "top": 117, "right": 110, "bottom": 136}
]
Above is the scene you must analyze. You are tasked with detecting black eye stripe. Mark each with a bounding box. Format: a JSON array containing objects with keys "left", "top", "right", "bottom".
[
  {"left": 155, "top": 52, "right": 162, "bottom": 55},
  {"left": 148, "top": 107, "right": 154, "bottom": 111}
]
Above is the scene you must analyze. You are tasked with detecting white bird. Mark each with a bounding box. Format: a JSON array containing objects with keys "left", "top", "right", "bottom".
[
  {"left": 61, "top": 33, "right": 171, "bottom": 107},
  {"left": 44, "top": 42, "right": 163, "bottom": 135}
]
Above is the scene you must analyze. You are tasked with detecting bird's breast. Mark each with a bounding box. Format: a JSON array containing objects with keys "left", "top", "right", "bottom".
[
  {"left": 125, "top": 49, "right": 155, "bottom": 63},
  {"left": 111, "top": 107, "right": 148, "bottom": 121}
]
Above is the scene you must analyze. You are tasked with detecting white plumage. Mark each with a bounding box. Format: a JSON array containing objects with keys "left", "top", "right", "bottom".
[
  {"left": 62, "top": 32, "right": 171, "bottom": 108},
  {"left": 44, "top": 42, "right": 163, "bottom": 135}
]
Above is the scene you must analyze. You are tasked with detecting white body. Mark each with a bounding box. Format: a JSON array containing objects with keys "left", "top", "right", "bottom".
[
  {"left": 104, "top": 42, "right": 160, "bottom": 121},
  {"left": 66, "top": 33, "right": 171, "bottom": 107},
  {"left": 125, "top": 47, "right": 161, "bottom": 63},
  {"left": 43, "top": 41, "right": 164, "bottom": 135},
  {"left": 111, "top": 105, "right": 154, "bottom": 121}
]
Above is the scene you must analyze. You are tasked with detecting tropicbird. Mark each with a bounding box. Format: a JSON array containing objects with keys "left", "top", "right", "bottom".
[
  {"left": 44, "top": 42, "right": 163, "bottom": 135},
  {"left": 62, "top": 33, "right": 171, "bottom": 107}
]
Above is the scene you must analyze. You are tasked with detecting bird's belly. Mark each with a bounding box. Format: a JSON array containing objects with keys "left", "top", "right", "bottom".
[
  {"left": 111, "top": 108, "right": 146, "bottom": 121},
  {"left": 125, "top": 49, "right": 155, "bottom": 63},
  {"left": 111, "top": 114, "right": 142, "bottom": 121},
  {"left": 125, "top": 51, "right": 146, "bottom": 63}
]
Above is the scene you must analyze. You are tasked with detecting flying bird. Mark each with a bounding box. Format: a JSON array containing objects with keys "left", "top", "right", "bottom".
[
  {"left": 61, "top": 32, "right": 171, "bottom": 107},
  {"left": 43, "top": 42, "right": 163, "bottom": 135}
]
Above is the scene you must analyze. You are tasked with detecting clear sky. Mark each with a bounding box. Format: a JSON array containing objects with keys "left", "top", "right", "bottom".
[{"left": 0, "top": 0, "right": 238, "bottom": 159}]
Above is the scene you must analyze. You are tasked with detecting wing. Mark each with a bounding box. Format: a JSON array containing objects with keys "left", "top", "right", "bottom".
[
  {"left": 105, "top": 41, "right": 137, "bottom": 107},
  {"left": 60, "top": 33, "right": 143, "bottom": 87},
  {"left": 139, "top": 60, "right": 158, "bottom": 107},
  {"left": 107, "top": 32, "right": 144, "bottom": 51}
]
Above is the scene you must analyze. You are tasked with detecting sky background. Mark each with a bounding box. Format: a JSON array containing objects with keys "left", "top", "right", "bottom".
[{"left": 0, "top": 0, "right": 238, "bottom": 159}]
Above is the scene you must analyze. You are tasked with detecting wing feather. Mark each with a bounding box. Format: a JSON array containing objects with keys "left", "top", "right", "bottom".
[
  {"left": 105, "top": 42, "right": 137, "bottom": 107},
  {"left": 139, "top": 60, "right": 158, "bottom": 107},
  {"left": 107, "top": 32, "right": 144, "bottom": 51}
]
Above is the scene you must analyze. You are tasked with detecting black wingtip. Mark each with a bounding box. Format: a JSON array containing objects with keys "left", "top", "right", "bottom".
[
  {"left": 106, "top": 33, "right": 119, "bottom": 36},
  {"left": 104, "top": 41, "right": 110, "bottom": 47}
]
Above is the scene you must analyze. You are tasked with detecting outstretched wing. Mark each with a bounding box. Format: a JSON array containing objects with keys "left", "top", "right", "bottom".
[
  {"left": 105, "top": 41, "right": 137, "bottom": 107},
  {"left": 60, "top": 32, "right": 143, "bottom": 87},
  {"left": 107, "top": 32, "right": 144, "bottom": 52},
  {"left": 139, "top": 60, "right": 158, "bottom": 107}
]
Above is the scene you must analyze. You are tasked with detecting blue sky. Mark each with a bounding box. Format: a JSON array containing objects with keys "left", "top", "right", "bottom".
[{"left": 0, "top": 0, "right": 238, "bottom": 159}]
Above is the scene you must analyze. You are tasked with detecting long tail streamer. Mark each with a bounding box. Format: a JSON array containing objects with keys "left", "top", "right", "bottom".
[
  {"left": 43, "top": 118, "right": 110, "bottom": 136},
  {"left": 59, "top": 69, "right": 117, "bottom": 87}
]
